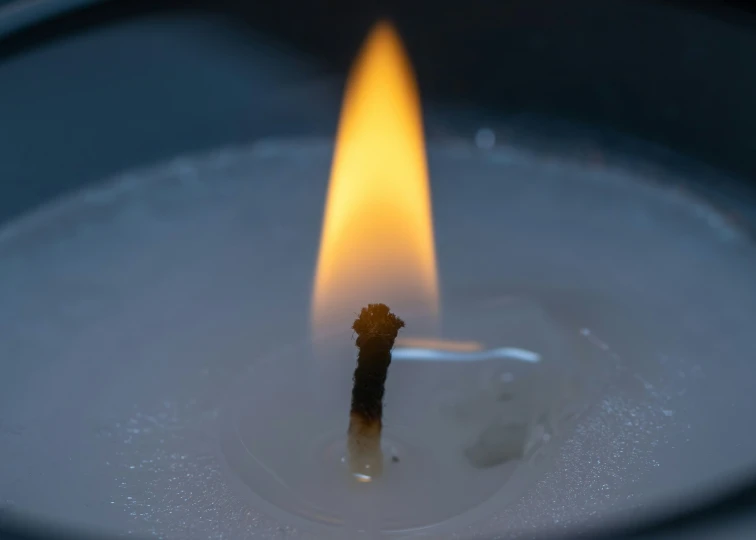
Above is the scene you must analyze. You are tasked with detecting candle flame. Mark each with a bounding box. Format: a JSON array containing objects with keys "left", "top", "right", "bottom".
[{"left": 312, "top": 21, "right": 439, "bottom": 334}]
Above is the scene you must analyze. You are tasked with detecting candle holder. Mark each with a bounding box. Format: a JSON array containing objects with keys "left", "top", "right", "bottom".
[{"left": 3, "top": 0, "right": 756, "bottom": 538}]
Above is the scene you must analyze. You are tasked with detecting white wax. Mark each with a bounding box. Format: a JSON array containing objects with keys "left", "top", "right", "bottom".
[
  {"left": 220, "top": 296, "right": 600, "bottom": 533},
  {"left": 1, "top": 139, "right": 755, "bottom": 539}
]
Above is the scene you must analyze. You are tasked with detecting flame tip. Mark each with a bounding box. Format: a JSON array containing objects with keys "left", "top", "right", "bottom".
[{"left": 371, "top": 19, "right": 399, "bottom": 34}]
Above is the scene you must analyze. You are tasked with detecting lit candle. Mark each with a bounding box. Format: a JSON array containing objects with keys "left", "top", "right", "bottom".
[{"left": 2, "top": 20, "right": 756, "bottom": 540}]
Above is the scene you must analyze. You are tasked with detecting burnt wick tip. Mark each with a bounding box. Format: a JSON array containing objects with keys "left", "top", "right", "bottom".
[{"left": 352, "top": 303, "right": 405, "bottom": 348}]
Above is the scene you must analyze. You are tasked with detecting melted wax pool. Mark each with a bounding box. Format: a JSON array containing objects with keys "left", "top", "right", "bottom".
[{"left": 219, "top": 297, "right": 615, "bottom": 533}]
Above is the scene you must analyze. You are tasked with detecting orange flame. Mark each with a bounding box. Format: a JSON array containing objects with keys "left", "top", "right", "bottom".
[{"left": 312, "top": 21, "right": 439, "bottom": 335}]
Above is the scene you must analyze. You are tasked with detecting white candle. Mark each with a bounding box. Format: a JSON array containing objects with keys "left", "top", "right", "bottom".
[{"left": 1, "top": 139, "right": 754, "bottom": 539}]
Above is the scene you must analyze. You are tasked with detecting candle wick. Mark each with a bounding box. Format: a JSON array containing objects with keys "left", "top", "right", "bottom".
[{"left": 348, "top": 303, "right": 405, "bottom": 481}]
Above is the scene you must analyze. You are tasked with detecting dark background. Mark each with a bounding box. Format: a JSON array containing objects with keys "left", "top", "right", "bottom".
[
  {"left": 1, "top": 0, "right": 756, "bottom": 224},
  {"left": 1, "top": 1, "right": 756, "bottom": 539}
]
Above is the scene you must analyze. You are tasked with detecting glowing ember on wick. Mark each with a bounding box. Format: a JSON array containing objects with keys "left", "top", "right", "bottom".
[{"left": 311, "top": 21, "right": 438, "bottom": 480}]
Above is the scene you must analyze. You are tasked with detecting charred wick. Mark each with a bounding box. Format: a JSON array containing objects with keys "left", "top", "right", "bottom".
[{"left": 349, "top": 303, "right": 405, "bottom": 427}]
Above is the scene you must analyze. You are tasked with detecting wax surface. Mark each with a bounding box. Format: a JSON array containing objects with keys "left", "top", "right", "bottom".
[
  {"left": 220, "top": 294, "right": 609, "bottom": 532},
  {"left": 1, "top": 139, "right": 755, "bottom": 538}
]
